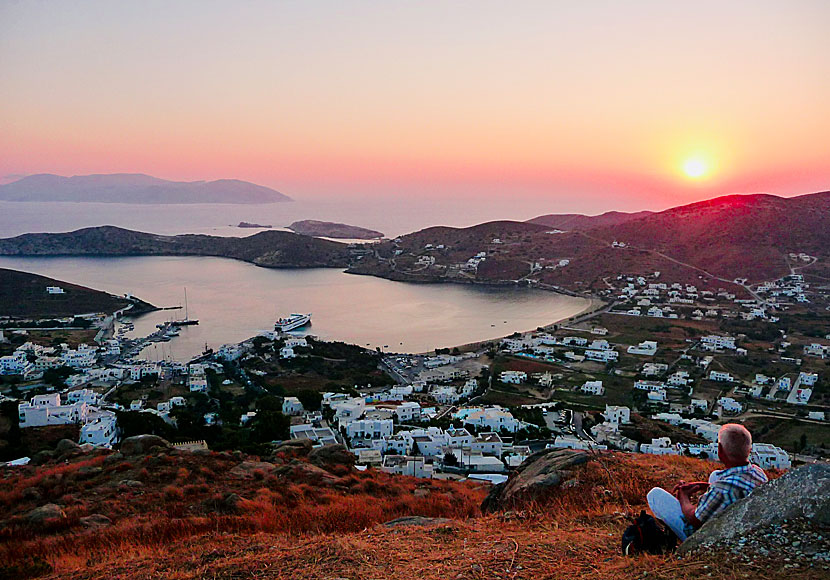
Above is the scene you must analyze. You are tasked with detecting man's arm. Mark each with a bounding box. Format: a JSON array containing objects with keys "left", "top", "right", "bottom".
[{"left": 676, "top": 487, "right": 703, "bottom": 529}]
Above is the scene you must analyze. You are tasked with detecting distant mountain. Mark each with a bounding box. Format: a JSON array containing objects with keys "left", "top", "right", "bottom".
[
  {"left": 0, "top": 173, "right": 292, "bottom": 204},
  {"left": 527, "top": 210, "right": 654, "bottom": 230},
  {"left": 349, "top": 191, "right": 830, "bottom": 290},
  {"left": 288, "top": 220, "right": 385, "bottom": 240},
  {"left": 0, "top": 226, "right": 351, "bottom": 268}
]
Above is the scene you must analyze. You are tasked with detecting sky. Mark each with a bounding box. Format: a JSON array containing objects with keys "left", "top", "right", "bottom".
[{"left": 1, "top": 1, "right": 829, "bottom": 213}]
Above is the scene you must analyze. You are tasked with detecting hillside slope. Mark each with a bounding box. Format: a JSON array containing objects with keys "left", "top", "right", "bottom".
[
  {"left": 0, "top": 226, "right": 352, "bottom": 269},
  {"left": 350, "top": 191, "right": 830, "bottom": 290},
  {"left": 527, "top": 209, "right": 654, "bottom": 230},
  {"left": 0, "top": 174, "right": 292, "bottom": 204},
  {"left": 2, "top": 442, "right": 815, "bottom": 580},
  {"left": 0, "top": 268, "right": 136, "bottom": 318}
]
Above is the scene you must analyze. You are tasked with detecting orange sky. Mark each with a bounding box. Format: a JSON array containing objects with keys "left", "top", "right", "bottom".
[{"left": 1, "top": 1, "right": 828, "bottom": 211}]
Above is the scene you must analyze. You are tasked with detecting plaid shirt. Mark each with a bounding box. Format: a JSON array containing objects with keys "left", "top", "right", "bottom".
[{"left": 694, "top": 463, "right": 768, "bottom": 524}]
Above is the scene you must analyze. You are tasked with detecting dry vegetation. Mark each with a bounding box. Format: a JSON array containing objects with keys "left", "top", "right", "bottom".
[{"left": 0, "top": 448, "right": 810, "bottom": 580}]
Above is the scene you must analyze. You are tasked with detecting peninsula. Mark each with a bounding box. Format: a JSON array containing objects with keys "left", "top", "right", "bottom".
[{"left": 288, "top": 220, "right": 385, "bottom": 240}]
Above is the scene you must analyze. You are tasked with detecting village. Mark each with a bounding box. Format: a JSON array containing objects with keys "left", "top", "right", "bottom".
[{"left": 1, "top": 265, "right": 828, "bottom": 480}]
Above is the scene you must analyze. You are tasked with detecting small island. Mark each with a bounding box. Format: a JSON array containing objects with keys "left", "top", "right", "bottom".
[
  {"left": 288, "top": 220, "right": 384, "bottom": 240},
  {"left": 237, "top": 222, "right": 272, "bottom": 229}
]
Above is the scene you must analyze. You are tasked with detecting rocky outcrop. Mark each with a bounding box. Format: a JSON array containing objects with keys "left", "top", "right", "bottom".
[
  {"left": 79, "top": 514, "right": 112, "bottom": 529},
  {"left": 271, "top": 439, "right": 313, "bottom": 457},
  {"left": 308, "top": 444, "right": 356, "bottom": 468},
  {"left": 383, "top": 516, "right": 453, "bottom": 528},
  {"left": 120, "top": 435, "right": 171, "bottom": 455},
  {"left": 27, "top": 504, "right": 66, "bottom": 524},
  {"left": 228, "top": 461, "right": 278, "bottom": 480},
  {"left": 55, "top": 439, "right": 82, "bottom": 454},
  {"left": 680, "top": 463, "right": 830, "bottom": 556},
  {"left": 481, "top": 448, "right": 589, "bottom": 512}
]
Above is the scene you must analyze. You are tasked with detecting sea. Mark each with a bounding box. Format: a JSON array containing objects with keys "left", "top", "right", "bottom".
[{"left": 0, "top": 198, "right": 589, "bottom": 359}]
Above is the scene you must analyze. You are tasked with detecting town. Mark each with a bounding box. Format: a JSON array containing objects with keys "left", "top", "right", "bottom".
[{"left": 2, "top": 264, "right": 827, "bottom": 479}]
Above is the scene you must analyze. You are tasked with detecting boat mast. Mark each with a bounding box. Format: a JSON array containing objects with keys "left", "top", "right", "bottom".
[{"left": 184, "top": 287, "right": 189, "bottom": 321}]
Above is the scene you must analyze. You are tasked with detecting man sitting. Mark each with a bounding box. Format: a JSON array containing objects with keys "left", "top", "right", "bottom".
[{"left": 646, "top": 423, "right": 768, "bottom": 541}]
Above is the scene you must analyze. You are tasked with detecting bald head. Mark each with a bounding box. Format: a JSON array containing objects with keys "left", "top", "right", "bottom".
[{"left": 718, "top": 424, "right": 752, "bottom": 464}]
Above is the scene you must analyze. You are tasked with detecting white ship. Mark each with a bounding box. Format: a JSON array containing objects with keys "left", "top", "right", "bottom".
[{"left": 275, "top": 313, "right": 312, "bottom": 332}]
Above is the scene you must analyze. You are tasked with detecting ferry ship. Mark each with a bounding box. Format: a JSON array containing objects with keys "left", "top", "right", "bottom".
[{"left": 275, "top": 313, "right": 312, "bottom": 332}]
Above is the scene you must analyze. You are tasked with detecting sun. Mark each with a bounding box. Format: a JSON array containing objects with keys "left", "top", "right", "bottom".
[{"left": 682, "top": 158, "right": 708, "bottom": 179}]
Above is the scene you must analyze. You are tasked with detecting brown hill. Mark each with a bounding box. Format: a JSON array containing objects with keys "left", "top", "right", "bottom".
[
  {"left": 0, "top": 269, "right": 137, "bottom": 318},
  {"left": 0, "top": 226, "right": 352, "bottom": 269},
  {"left": 527, "top": 210, "right": 654, "bottom": 230},
  {"left": 4, "top": 438, "right": 802, "bottom": 580},
  {"left": 350, "top": 191, "right": 830, "bottom": 290}
]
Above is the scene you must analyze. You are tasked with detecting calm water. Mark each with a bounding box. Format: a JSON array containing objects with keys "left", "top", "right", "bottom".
[
  {"left": 0, "top": 256, "right": 589, "bottom": 360},
  {"left": 0, "top": 198, "right": 561, "bottom": 239}
]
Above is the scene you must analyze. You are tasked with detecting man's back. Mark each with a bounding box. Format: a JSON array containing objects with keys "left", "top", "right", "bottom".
[{"left": 695, "top": 463, "right": 768, "bottom": 524}]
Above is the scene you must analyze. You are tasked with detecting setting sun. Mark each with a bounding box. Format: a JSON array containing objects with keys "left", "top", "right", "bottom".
[{"left": 683, "top": 158, "right": 708, "bottom": 179}]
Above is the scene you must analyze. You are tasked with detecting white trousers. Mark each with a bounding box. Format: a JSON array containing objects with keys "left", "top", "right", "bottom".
[{"left": 647, "top": 487, "right": 689, "bottom": 541}]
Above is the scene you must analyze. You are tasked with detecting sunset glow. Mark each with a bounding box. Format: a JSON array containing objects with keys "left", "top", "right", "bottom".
[{"left": 1, "top": 1, "right": 828, "bottom": 212}]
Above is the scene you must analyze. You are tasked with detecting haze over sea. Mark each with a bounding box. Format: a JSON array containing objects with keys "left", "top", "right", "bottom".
[{"left": 0, "top": 198, "right": 590, "bottom": 359}]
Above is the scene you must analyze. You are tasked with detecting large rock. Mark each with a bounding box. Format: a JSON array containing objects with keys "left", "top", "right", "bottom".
[
  {"left": 271, "top": 439, "right": 313, "bottom": 457},
  {"left": 481, "top": 448, "right": 589, "bottom": 512},
  {"left": 79, "top": 514, "right": 112, "bottom": 529},
  {"left": 680, "top": 463, "right": 830, "bottom": 555},
  {"left": 384, "top": 516, "right": 453, "bottom": 528},
  {"left": 120, "top": 434, "right": 171, "bottom": 455},
  {"left": 228, "top": 461, "right": 278, "bottom": 480},
  {"left": 55, "top": 439, "right": 82, "bottom": 454},
  {"left": 27, "top": 504, "right": 66, "bottom": 524},
  {"left": 308, "top": 444, "right": 356, "bottom": 468}
]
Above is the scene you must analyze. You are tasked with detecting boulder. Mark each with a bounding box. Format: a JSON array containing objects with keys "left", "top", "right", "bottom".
[
  {"left": 228, "top": 461, "right": 278, "bottom": 480},
  {"left": 481, "top": 448, "right": 589, "bottom": 512},
  {"left": 120, "top": 435, "right": 171, "bottom": 455},
  {"left": 308, "top": 444, "right": 356, "bottom": 468},
  {"left": 272, "top": 439, "right": 313, "bottom": 456},
  {"left": 680, "top": 463, "right": 830, "bottom": 555},
  {"left": 29, "top": 450, "right": 54, "bottom": 466},
  {"left": 27, "top": 504, "right": 66, "bottom": 524},
  {"left": 55, "top": 439, "right": 82, "bottom": 454},
  {"left": 79, "top": 514, "right": 112, "bottom": 529}
]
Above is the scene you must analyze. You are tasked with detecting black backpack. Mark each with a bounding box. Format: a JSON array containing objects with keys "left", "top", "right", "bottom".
[{"left": 621, "top": 511, "right": 678, "bottom": 556}]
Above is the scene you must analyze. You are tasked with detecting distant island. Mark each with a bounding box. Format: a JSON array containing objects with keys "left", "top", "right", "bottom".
[
  {"left": 237, "top": 222, "right": 273, "bottom": 229},
  {"left": 0, "top": 268, "right": 155, "bottom": 318},
  {"left": 288, "top": 220, "right": 384, "bottom": 240},
  {"left": 0, "top": 226, "right": 352, "bottom": 269},
  {"left": 0, "top": 173, "right": 292, "bottom": 204}
]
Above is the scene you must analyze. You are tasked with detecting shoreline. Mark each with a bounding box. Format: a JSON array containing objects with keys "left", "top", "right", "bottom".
[{"left": 428, "top": 296, "right": 607, "bottom": 356}]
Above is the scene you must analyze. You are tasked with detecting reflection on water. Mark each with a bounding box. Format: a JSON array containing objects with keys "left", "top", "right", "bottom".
[{"left": 0, "top": 255, "right": 589, "bottom": 360}]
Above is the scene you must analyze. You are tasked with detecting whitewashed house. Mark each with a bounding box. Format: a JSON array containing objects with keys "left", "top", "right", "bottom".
[
  {"left": 580, "top": 380, "right": 605, "bottom": 395},
  {"left": 282, "top": 396, "right": 305, "bottom": 416}
]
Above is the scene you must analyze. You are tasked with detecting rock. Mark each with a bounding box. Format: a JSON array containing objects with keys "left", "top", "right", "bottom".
[
  {"left": 55, "top": 439, "right": 82, "bottom": 454},
  {"left": 120, "top": 435, "right": 171, "bottom": 455},
  {"left": 76, "top": 466, "right": 103, "bottom": 479},
  {"left": 308, "top": 444, "right": 356, "bottom": 469},
  {"left": 680, "top": 463, "right": 830, "bottom": 555},
  {"left": 481, "top": 449, "right": 589, "bottom": 512},
  {"left": 384, "top": 516, "right": 453, "bottom": 528},
  {"left": 118, "top": 479, "right": 144, "bottom": 488},
  {"left": 27, "top": 504, "right": 66, "bottom": 524},
  {"left": 23, "top": 487, "right": 42, "bottom": 501},
  {"left": 228, "top": 461, "right": 277, "bottom": 480},
  {"left": 271, "top": 439, "right": 313, "bottom": 457},
  {"left": 30, "top": 450, "right": 54, "bottom": 466},
  {"left": 279, "top": 461, "right": 339, "bottom": 483},
  {"left": 79, "top": 514, "right": 112, "bottom": 529}
]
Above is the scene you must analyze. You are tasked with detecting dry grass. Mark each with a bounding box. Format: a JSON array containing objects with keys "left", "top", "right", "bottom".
[{"left": 0, "top": 450, "right": 804, "bottom": 580}]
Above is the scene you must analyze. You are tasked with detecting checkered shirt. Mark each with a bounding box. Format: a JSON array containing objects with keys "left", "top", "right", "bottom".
[{"left": 694, "top": 463, "right": 768, "bottom": 524}]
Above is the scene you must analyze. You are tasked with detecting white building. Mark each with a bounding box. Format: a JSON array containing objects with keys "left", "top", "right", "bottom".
[
  {"left": 709, "top": 370, "right": 735, "bottom": 383},
  {"left": 394, "top": 401, "right": 422, "bottom": 423},
  {"left": 701, "top": 335, "right": 737, "bottom": 351},
  {"left": 499, "top": 370, "right": 527, "bottom": 384},
  {"left": 80, "top": 412, "right": 118, "bottom": 447},
  {"left": 345, "top": 418, "right": 394, "bottom": 440},
  {"left": 640, "top": 437, "right": 678, "bottom": 456},
  {"left": 585, "top": 349, "right": 618, "bottom": 363},
  {"left": 18, "top": 394, "right": 89, "bottom": 428},
  {"left": 718, "top": 397, "right": 743, "bottom": 414},
  {"left": 580, "top": 380, "right": 605, "bottom": 396},
  {"left": 454, "top": 406, "right": 521, "bottom": 433},
  {"left": 603, "top": 405, "right": 631, "bottom": 426},
  {"left": 282, "top": 396, "right": 305, "bottom": 416},
  {"left": 471, "top": 432, "right": 504, "bottom": 457},
  {"left": 628, "top": 341, "right": 658, "bottom": 356},
  {"left": 750, "top": 443, "right": 791, "bottom": 469},
  {"left": 381, "top": 455, "right": 433, "bottom": 478}
]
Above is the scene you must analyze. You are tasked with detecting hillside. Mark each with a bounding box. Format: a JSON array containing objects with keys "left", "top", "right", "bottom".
[
  {"left": 288, "top": 220, "right": 385, "bottom": 239},
  {"left": 0, "top": 269, "right": 140, "bottom": 318},
  {"left": 0, "top": 226, "right": 352, "bottom": 269},
  {"left": 349, "top": 191, "right": 830, "bottom": 291},
  {"left": 4, "top": 438, "right": 813, "bottom": 580},
  {"left": 0, "top": 174, "right": 292, "bottom": 204},
  {"left": 527, "top": 210, "right": 654, "bottom": 230}
]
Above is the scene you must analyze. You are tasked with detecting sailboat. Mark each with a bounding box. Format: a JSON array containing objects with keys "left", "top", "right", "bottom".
[{"left": 171, "top": 287, "right": 199, "bottom": 326}]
